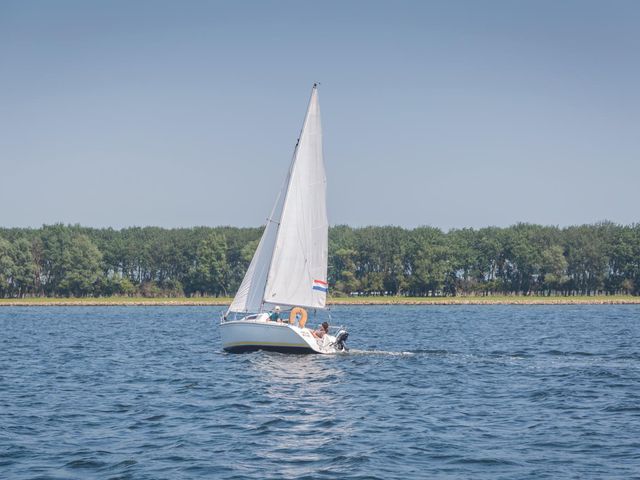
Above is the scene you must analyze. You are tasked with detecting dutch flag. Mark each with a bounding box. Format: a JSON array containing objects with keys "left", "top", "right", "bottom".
[{"left": 312, "top": 279, "right": 328, "bottom": 293}]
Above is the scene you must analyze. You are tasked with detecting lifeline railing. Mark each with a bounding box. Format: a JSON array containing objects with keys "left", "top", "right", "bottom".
[{"left": 219, "top": 309, "right": 346, "bottom": 332}]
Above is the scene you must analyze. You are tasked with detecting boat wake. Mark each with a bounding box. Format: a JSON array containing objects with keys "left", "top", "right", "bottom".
[{"left": 346, "top": 349, "right": 415, "bottom": 357}]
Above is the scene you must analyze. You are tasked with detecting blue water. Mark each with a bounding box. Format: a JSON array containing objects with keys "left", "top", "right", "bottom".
[{"left": 1, "top": 305, "right": 639, "bottom": 479}]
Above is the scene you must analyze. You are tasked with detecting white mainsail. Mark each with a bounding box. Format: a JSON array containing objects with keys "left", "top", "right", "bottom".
[{"left": 227, "top": 85, "right": 328, "bottom": 314}]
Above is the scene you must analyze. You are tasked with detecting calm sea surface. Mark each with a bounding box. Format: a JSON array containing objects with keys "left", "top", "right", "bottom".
[{"left": 1, "top": 305, "right": 639, "bottom": 479}]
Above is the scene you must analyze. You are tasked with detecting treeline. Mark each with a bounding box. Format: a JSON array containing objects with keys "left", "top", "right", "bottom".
[{"left": 0, "top": 222, "right": 639, "bottom": 298}]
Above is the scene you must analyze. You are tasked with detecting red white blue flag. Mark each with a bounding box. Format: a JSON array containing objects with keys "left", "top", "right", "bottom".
[{"left": 312, "top": 279, "right": 328, "bottom": 293}]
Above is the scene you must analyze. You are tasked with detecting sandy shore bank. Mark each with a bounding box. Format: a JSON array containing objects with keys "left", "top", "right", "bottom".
[{"left": 1, "top": 296, "right": 638, "bottom": 306}]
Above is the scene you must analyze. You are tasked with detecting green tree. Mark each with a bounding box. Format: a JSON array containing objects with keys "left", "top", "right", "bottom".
[
  {"left": 11, "top": 238, "right": 36, "bottom": 297},
  {"left": 57, "top": 234, "right": 103, "bottom": 297},
  {"left": 331, "top": 248, "right": 359, "bottom": 295},
  {"left": 0, "top": 238, "right": 15, "bottom": 296},
  {"left": 185, "top": 234, "right": 229, "bottom": 296},
  {"left": 564, "top": 225, "right": 608, "bottom": 295},
  {"left": 540, "top": 245, "right": 568, "bottom": 294},
  {"left": 408, "top": 227, "right": 449, "bottom": 296}
]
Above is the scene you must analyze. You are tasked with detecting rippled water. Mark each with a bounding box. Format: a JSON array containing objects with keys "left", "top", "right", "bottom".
[{"left": 1, "top": 305, "right": 639, "bottom": 479}]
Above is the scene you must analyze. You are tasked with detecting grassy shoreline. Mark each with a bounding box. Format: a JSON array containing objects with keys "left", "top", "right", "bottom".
[{"left": 0, "top": 295, "right": 638, "bottom": 306}]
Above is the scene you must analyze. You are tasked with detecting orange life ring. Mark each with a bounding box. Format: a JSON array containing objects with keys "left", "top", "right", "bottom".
[{"left": 290, "top": 307, "right": 308, "bottom": 328}]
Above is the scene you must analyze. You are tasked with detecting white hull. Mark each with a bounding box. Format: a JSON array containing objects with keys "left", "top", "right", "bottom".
[{"left": 220, "top": 315, "right": 340, "bottom": 354}]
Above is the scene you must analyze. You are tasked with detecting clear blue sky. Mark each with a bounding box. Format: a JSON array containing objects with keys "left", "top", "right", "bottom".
[{"left": 1, "top": 1, "right": 638, "bottom": 230}]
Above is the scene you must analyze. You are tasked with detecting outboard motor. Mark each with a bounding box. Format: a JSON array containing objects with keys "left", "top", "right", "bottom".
[{"left": 333, "top": 330, "right": 349, "bottom": 352}]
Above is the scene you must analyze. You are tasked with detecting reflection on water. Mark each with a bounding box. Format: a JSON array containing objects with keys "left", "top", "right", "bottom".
[
  {"left": 226, "top": 354, "right": 354, "bottom": 478},
  {"left": 255, "top": 354, "right": 338, "bottom": 386}
]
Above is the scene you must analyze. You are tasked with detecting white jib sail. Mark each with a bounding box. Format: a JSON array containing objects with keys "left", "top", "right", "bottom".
[
  {"left": 226, "top": 171, "right": 289, "bottom": 314},
  {"left": 227, "top": 85, "right": 328, "bottom": 314}
]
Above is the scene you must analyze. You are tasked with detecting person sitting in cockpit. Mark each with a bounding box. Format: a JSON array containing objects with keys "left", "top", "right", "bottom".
[
  {"left": 269, "top": 306, "right": 281, "bottom": 322},
  {"left": 312, "top": 321, "right": 329, "bottom": 338}
]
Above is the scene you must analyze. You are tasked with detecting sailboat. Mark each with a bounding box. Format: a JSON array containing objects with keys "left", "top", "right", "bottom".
[{"left": 220, "top": 84, "right": 349, "bottom": 354}]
